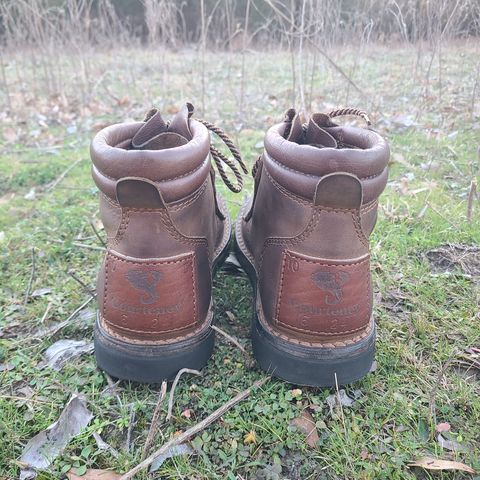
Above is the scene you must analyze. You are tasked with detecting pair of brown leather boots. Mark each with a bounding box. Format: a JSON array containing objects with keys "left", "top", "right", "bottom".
[{"left": 90, "top": 103, "right": 389, "bottom": 387}]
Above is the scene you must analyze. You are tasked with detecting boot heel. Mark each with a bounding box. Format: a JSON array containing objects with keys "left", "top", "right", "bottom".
[
  {"left": 94, "top": 313, "right": 215, "bottom": 383},
  {"left": 251, "top": 314, "right": 375, "bottom": 387}
]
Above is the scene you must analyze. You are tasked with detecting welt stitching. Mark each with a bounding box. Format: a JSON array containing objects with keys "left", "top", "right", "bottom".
[
  {"left": 276, "top": 319, "right": 367, "bottom": 336},
  {"left": 259, "top": 302, "right": 373, "bottom": 347},
  {"left": 104, "top": 317, "right": 195, "bottom": 334},
  {"left": 101, "top": 313, "right": 207, "bottom": 341}
]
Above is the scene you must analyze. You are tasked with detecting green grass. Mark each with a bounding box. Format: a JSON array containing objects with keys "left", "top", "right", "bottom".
[{"left": 0, "top": 43, "right": 479, "bottom": 479}]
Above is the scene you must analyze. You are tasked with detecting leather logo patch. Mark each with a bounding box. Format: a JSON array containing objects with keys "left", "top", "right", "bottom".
[
  {"left": 103, "top": 251, "right": 196, "bottom": 335},
  {"left": 311, "top": 270, "right": 349, "bottom": 305},
  {"left": 275, "top": 250, "right": 371, "bottom": 335},
  {"left": 125, "top": 269, "right": 163, "bottom": 304}
]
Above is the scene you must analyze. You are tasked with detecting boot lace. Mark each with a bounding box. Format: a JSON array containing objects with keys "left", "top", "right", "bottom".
[{"left": 197, "top": 118, "right": 248, "bottom": 193}]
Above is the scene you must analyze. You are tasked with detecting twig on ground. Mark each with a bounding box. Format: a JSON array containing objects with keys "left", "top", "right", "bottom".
[
  {"left": 49, "top": 239, "right": 106, "bottom": 252},
  {"left": 93, "top": 432, "right": 120, "bottom": 459},
  {"left": 23, "top": 248, "right": 36, "bottom": 306},
  {"left": 334, "top": 373, "right": 348, "bottom": 437},
  {"left": 166, "top": 368, "right": 202, "bottom": 421},
  {"left": 40, "top": 301, "right": 52, "bottom": 323},
  {"left": 211, "top": 324, "right": 247, "bottom": 355},
  {"left": 103, "top": 372, "right": 122, "bottom": 407},
  {"left": 143, "top": 381, "right": 168, "bottom": 458},
  {"left": 67, "top": 269, "right": 96, "bottom": 297},
  {"left": 33, "top": 295, "right": 95, "bottom": 338},
  {"left": 47, "top": 157, "right": 84, "bottom": 191},
  {"left": 72, "top": 242, "right": 106, "bottom": 252},
  {"left": 89, "top": 220, "right": 107, "bottom": 248},
  {"left": 120, "top": 377, "right": 269, "bottom": 479},
  {"left": 125, "top": 403, "right": 136, "bottom": 453},
  {"left": 467, "top": 179, "right": 477, "bottom": 222}
]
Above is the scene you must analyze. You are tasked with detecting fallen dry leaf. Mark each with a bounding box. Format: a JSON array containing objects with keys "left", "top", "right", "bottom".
[
  {"left": 181, "top": 408, "right": 192, "bottom": 419},
  {"left": 20, "top": 395, "right": 93, "bottom": 472},
  {"left": 67, "top": 469, "right": 121, "bottom": 480},
  {"left": 3, "top": 127, "right": 18, "bottom": 143},
  {"left": 244, "top": 430, "right": 257, "bottom": 444},
  {"left": 435, "top": 422, "right": 451, "bottom": 433},
  {"left": 290, "top": 410, "right": 319, "bottom": 448},
  {"left": 408, "top": 456, "right": 476, "bottom": 474}
]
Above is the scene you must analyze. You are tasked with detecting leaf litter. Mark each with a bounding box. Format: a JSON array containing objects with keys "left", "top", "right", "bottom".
[
  {"left": 290, "top": 410, "right": 319, "bottom": 448},
  {"left": 40, "top": 339, "right": 94, "bottom": 371},
  {"left": 408, "top": 456, "right": 476, "bottom": 474},
  {"left": 425, "top": 243, "right": 480, "bottom": 277},
  {"left": 19, "top": 394, "right": 93, "bottom": 476}
]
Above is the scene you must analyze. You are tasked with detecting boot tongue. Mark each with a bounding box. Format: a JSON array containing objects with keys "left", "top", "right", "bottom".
[
  {"left": 282, "top": 110, "right": 337, "bottom": 148},
  {"left": 304, "top": 113, "right": 337, "bottom": 148},
  {"left": 131, "top": 103, "right": 193, "bottom": 150}
]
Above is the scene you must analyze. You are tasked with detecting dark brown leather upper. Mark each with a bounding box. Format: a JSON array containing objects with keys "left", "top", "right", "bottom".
[
  {"left": 239, "top": 111, "right": 390, "bottom": 345},
  {"left": 91, "top": 105, "right": 229, "bottom": 342}
]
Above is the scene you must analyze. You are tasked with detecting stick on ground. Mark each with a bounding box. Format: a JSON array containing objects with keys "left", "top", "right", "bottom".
[
  {"left": 120, "top": 377, "right": 268, "bottom": 480},
  {"left": 23, "top": 247, "right": 36, "bottom": 306},
  {"left": 166, "top": 368, "right": 202, "bottom": 421},
  {"left": 211, "top": 324, "right": 247, "bottom": 355},
  {"left": 143, "top": 381, "right": 168, "bottom": 458}
]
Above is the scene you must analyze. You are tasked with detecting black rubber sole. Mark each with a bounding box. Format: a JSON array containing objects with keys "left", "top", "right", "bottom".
[
  {"left": 94, "top": 225, "right": 232, "bottom": 383},
  {"left": 234, "top": 214, "right": 375, "bottom": 387},
  {"left": 94, "top": 314, "right": 215, "bottom": 383}
]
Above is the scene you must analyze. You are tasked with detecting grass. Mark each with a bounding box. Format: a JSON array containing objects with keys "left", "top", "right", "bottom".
[{"left": 0, "top": 42, "right": 479, "bottom": 479}]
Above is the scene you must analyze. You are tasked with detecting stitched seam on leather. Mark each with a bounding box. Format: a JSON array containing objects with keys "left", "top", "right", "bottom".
[
  {"left": 264, "top": 167, "right": 310, "bottom": 206},
  {"left": 102, "top": 315, "right": 195, "bottom": 335},
  {"left": 103, "top": 251, "right": 197, "bottom": 333},
  {"left": 352, "top": 212, "right": 369, "bottom": 247},
  {"left": 100, "top": 313, "right": 210, "bottom": 343},
  {"left": 274, "top": 252, "right": 288, "bottom": 325},
  {"left": 112, "top": 210, "right": 130, "bottom": 247},
  {"left": 281, "top": 251, "right": 370, "bottom": 267},
  {"left": 267, "top": 153, "right": 386, "bottom": 181},
  {"left": 96, "top": 157, "right": 209, "bottom": 183},
  {"left": 259, "top": 304, "right": 373, "bottom": 347},
  {"left": 169, "top": 181, "right": 208, "bottom": 211},
  {"left": 259, "top": 210, "right": 319, "bottom": 270},
  {"left": 265, "top": 167, "right": 378, "bottom": 213}
]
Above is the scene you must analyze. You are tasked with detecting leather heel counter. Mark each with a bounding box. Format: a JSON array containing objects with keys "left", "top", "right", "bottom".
[
  {"left": 97, "top": 178, "right": 211, "bottom": 341},
  {"left": 259, "top": 172, "right": 375, "bottom": 340},
  {"left": 275, "top": 250, "right": 372, "bottom": 336},
  {"left": 100, "top": 250, "right": 198, "bottom": 340}
]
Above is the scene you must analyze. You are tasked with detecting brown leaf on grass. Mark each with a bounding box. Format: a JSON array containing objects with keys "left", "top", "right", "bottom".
[
  {"left": 435, "top": 422, "right": 451, "bottom": 433},
  {"left": 181, "top": 408, "right": 192, "bottom": 419},
  {"left": 3, "top": 127, "right": 18, "bottom": 143},
  {"left": 67, "top": 469, "right": 121, "bottom": 480},
  {"left": 290, "top": 410, "right": 319, "bottom": 448},
  {"left": 407, "top": 457, "right": 476, "bottom": 474}
]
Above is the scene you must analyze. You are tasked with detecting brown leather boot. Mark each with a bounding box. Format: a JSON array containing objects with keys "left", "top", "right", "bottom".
[
  {"left": 90, "top": 103, "right": 246, "bottom": 382},
  {"left": 235, "top": 108, "right": 390, "bottom": 386}
]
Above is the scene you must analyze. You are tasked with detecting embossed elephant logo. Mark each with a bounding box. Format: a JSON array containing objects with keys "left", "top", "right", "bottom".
[
  {"left": 311, "top": 270, "right": 350, "bottom": 305},
  {"left": 125, "top": 269, "right": 163, "bottom": 305}
]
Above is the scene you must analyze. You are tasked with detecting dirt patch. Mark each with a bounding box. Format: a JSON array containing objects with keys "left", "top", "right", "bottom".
[{"left": 425, "top": 244, "right": 480, "bottom": 277}]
